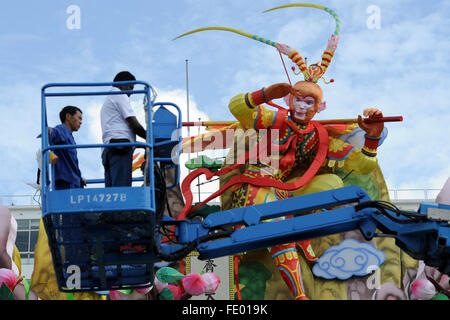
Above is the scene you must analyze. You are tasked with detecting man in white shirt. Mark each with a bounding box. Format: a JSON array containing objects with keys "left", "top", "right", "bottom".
[{"left": 101, "top": 71, "right": 146, "bottom": 187}]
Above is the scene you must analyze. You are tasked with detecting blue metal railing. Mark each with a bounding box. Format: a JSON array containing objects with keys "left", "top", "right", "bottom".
[
  {"left": 40, "top": 81, "right": 172, "bottom": 215},
  {"left": 152, "top": 102, "right": 183, "bottom": 189}
]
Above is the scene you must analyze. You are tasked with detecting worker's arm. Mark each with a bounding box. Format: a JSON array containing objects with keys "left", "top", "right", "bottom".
[{"left": 126, "top": 116, "right": 146, "bottom": 140}]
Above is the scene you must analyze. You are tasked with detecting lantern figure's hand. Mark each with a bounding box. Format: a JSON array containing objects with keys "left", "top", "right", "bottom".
[
  {"left": 264, "top": 83, "right": 297, "bottom": 101},
  {"left": 358, "top": 108, "right": 384, "bottom": 138}
]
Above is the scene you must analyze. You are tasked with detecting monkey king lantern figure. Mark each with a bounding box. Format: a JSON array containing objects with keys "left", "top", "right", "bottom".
[{"left": 177, "top": 4, "right": 386, "bottom": 300}]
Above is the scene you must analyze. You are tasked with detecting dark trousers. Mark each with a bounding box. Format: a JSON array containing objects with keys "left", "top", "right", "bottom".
[
  {"left": 54, "top": 180, "right": 82, "bottom": 262},
  {"left": 55, "top": 180, "right": 80, "bottom": 190},
  {"left": 102, "top": 147, "right": 133, "bottom": 187}
]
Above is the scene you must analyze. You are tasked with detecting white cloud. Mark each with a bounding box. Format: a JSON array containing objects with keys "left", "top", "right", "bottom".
[
  {"left": 322, "top": 11, "right": 450, "bottom": 191},
  {"left": 0, "top": 82, "right": 43, "bottom": 195}
]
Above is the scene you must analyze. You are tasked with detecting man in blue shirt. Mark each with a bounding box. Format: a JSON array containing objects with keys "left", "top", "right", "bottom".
[
  {"left": 50, "top": 106, "right": 86, "bottom": 190},
  {"left": 48, "top": 106, "right": 87, "bottom": 265}
]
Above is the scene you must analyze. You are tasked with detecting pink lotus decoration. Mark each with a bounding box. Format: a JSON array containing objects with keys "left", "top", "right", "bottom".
[
  {"left": 166, "top": 284, "right": 183, "bottom": 300},
  {"left": 0, "top": 268, "right": 18, "bottom": 291},
  {"left": 203, "top": 273, "right": 221, "bottom": 294},
  {"left": 134, "top": 284, "right": 152, "bottom": 295},
  {"left": 411, "top": 278, "right": 437, "bottom": 300},
  {"left": 108, "top": 290, "right": 125, "bottom": 300},
  {"left": 108, "top": 268, "right": 221, "bottom": 300},
  {"left": 109, "top": 283, "right": 152, "bottom": 300},
  {"left": 182, "top": 273, "right": 207, "bottom": 296}
]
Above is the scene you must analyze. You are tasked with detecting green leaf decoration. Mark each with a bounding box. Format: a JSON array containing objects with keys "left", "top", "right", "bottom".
[
  {"left": 185, "top": 155, "right": 223, "bottom": 170},
  {"left": 0, "top": 283, "right": 15, "bottom": 300},
  {"left": 117, "top": 289, "right": 133, "bottom": 295},
  {"left": 158, "top": 287, "right": 174, "bottom": 300},
  {"left": 22, "top": 278, "right": 30, "bottom": 301},
  {"left": 432, "top": 293, "right": 450, "bottom": 300},
  {"left": 156, "top": 267, "right": 185, "bottom": 284},
  {"left": 187, "top": 204, "right": 221, "bottom": 219}
]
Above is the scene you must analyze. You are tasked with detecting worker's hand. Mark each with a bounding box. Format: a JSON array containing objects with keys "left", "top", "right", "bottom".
[
  {"left": 358, "top": 108, "right": 384, "bottom": 137},
  {"left": 264, "top": 83, "right": 294, "bottom": 101},
  {"left": 49, "top": 151, "right": 59, "bottom": 165},
  {"left": 81, "top": 178, "right": 87, "bottom": 188}
]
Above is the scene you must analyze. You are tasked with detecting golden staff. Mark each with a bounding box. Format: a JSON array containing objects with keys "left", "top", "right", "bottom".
[{"left": 182, "top": 116, "right": 403, "bottom": 127}]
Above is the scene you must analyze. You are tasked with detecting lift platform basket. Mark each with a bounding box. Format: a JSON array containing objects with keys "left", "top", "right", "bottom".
[
  {"left": 40, "top": 82, "right": 182, "bottom": 293},
  {"left": 42, "top": 187, "right": 158, "bottom": 292}
]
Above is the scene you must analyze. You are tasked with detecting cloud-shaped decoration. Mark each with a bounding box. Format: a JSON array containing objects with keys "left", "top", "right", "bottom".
[{"left": 312, "top": 239, "right": 385, "bottom": 280}]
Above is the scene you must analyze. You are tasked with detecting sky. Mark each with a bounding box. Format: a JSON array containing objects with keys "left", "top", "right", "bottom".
[{"left": 0, "top": 0, "right": 449, "bottom": 202}]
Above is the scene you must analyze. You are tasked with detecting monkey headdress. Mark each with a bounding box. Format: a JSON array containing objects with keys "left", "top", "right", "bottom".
[{"left": 174, "top": 3, "right": 341, "bottom": 110}]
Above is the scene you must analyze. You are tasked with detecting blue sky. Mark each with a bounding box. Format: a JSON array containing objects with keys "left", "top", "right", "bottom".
[{"left": 0, "top": 0, "right": 449, "bottom": 199}]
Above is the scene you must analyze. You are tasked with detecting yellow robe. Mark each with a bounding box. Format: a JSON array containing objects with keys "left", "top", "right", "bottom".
[{"left": 30, "top": 219, "right": 106, "bottom": 300}]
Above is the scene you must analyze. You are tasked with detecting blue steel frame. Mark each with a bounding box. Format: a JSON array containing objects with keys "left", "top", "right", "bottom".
[
  {"left": 163, "top": 186, "right": 450, "bottom": 275},
  {"left": 152, "top": 102, "right": 183, "bottom": 190}
]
